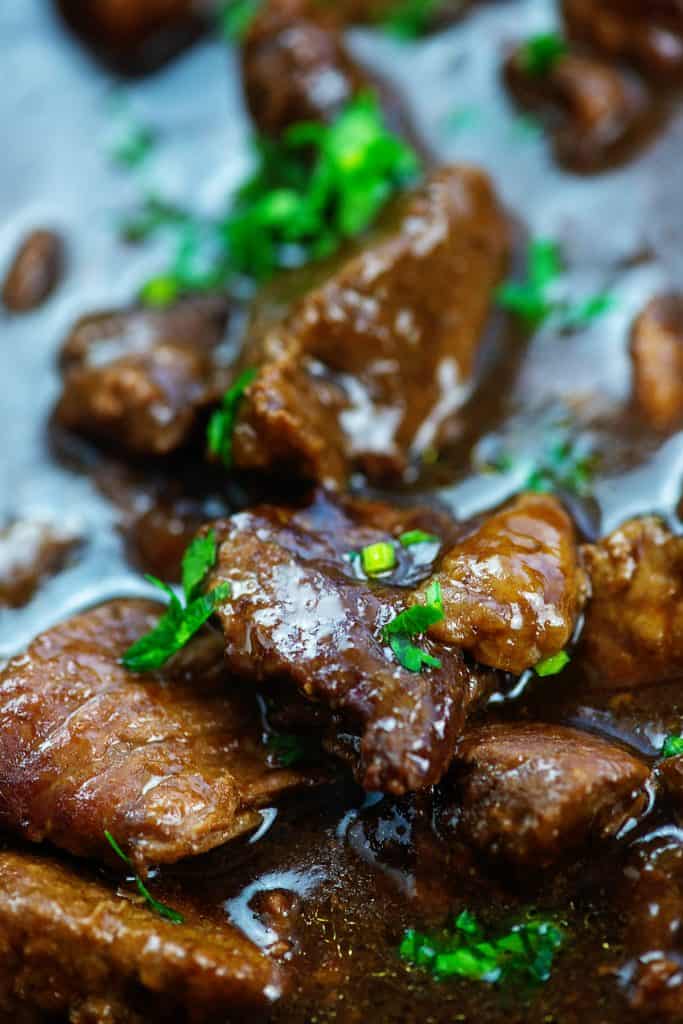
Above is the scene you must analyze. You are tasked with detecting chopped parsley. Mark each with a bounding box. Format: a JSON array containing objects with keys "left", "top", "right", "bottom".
[
  {"left": 122, "top": 531, "right": 229, "bottom": 672},
  {"left": 400, "top": 910, "right": 564, "bottom": 984},
  {"left": 382, "top": 580, "right": 444, "bottom": 672},
  {"left": 361, "top": 542, "right": 397, "bottom": 576},
  {"left": 518, "top": 32, "right": 568, "bottom": 77},
  {"left": 380, "top": 0, "right": 441, "bottom": 39},
  {"left": 661, "top": 735, "right": 683, "bottom": 759},
  {"left": 535, "top": 651, "right": 570, "bottom": 677},
  {"left": 104, "top": 830, "right": 184, "bottom": 924},
  {"left": 479, "top": 423, "right": 598, "bottom": 498},
  {"left": 399, "top": 530, "right": 440, "bottom": 547},
  {"left": 131, "top": 93, "right": 419, "bottom": 300},
  {"left": 207, "top": 368, "right": 258, "bottom": 468},
  {"left": 218, "top": 0, "right": 262, "bottom": 41},
  {"left": 497, "top": 238, "right": 614, "bottom": 330}
]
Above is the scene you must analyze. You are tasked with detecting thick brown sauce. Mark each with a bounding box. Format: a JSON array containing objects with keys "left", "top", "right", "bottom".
[{"left": 2, "top": 1, "right": 683, "bottom": 1021}]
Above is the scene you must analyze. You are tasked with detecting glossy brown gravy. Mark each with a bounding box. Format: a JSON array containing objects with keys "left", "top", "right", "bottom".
[{"left": 2, "top": 2, "right": 683, "bottom": 1022}]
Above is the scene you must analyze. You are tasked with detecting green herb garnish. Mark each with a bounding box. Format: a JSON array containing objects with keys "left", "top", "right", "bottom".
[
  {"left": 382, "top": 580, "right": 444, "bottom": 672},
  {"left": 218, "top": 0, "right": 262, "bottom": 41},
  {"left": 535, "top": 651, "right": 570, "bottom": 677},
  {"left": 380, "top": 0, "right": 441, "bottom": 39},
  {"left": 361, "top": 542, "right": 397, "bottom": 576},
  {"left": 399, "top": 530, "right": 440, "bottom": 547},
  {"left": 104, "top": 831, "right": 184, "bottom": 924},
  {"left": 661, "top": 735, "right": 683, "bottom": 759},
  {"left": 122, "top": 531, "right": 229, "bottom": 672},
  {"left": 400, "top": 910, "right": 564, "bottom": 984},
  {"left": 497, "top": 239, "right": 613, "bottom": 330},
  {"left": 207, "top": 368, "right": 258, "bottom": 468},
  {"left": 134, "top": 93, "right": 419, "bottom": 298},
  {"left": 107, "top": 101, "right": 155, "bottom": 170},
  {"left": 519, "top": 32, "right": 568, "bottom": 77},
  {"left": 480, "top": 424, "right": 598, "bottom": 498}
]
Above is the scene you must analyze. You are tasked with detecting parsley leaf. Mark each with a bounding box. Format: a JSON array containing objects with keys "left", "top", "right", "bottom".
[
  {"left": 382, "top": 581, "right": 444, "bottom": 672},
  {"left": 519, "top": 33, "right": 568, "bottom": 77},
  {"left": 497, "top": 239, "right": 613, "bottom": 331},
  {"left": 122, "top": 533, "right": 229, "bottom": 672},
  {"left": 218, "top": 0, "right": 262, "bottom": 41},
  {"left": 400, "top": 910, "right": 564, "bottom": 984},
  {"left": 104, "top": 830, "right": 184, "bottom": 924},
  {"left": 661, "top": 735, "right": 683, "bottom": 759},
  {"left": 207, "top": 368, "right": 258, "bottom": 468},
  {"left": 535, "top": 651, "right": 570, "bottom": 677}
]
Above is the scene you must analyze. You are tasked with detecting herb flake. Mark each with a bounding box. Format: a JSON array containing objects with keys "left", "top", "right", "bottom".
[
  {"left": 519, "top": 33, "right": 568, "bottom": 77},
  {"left": 535, "top": 651, "right": 570, "bottom": 677},
  {"left": 207, "top": 368, "right": 258, "bottom": 468},
  {"left": 382, "top": 580, "right": 444, "bottom": 672},
  {"left": 661, "top": 735, "right": 683, "bottom": 759},
  {"left": 104, "top": 830, "right": 184, "bottom": 924}
]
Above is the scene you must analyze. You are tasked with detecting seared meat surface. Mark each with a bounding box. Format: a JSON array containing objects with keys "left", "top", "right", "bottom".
[
  {"left": 503, "top": 46, "right": 652, "bottom": 171},
  {"left": 580, "top": 517, "right": 683, "bottom": 688},
  {"left": 1, "top": 229, "right": 64, "bottom": 312},
  {"left": 631, "top": 294, "right": 683, "bottom": 431},
  {"left": 452, "top": 723, "right": 651, "bottom": 866},
  {"left": 0, "top": 599, "right": 317, "bottom": 873},
  {"left": 0, "top": 848, "right": 286, "bottom": 1022},
  {"left": 55, "top": 297, "right": 231, "bottom": 456},
  {"left": 233, "top": 165, "right": 509, "bottom": 486},
  {"left": 562, "top": 0, "right": 683, "bottom": 79},
  {"left": 423, "top": 493, "right": 586, "bottom": 675},
  {"left": 208, "top": 490, "right": 498, "bottom": 794}
]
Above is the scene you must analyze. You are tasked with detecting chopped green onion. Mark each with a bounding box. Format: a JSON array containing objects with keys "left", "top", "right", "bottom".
[
  {"left": 380, "top": 0, "right": 441, "bottom": 40},
  {"left": 104, "top": 831, "right": 184, "bottom": 924},
  {"left": 361, "top": 542, "right": 397, "bottom": 575},
  {"left": 661, "top": 735, "right": 683, "bottom": 759},
  {"left": 138, "top": 274, "right": 182, "bottom": 309},
  {"left": 535, "top": 651, "right": 570, "bottom": 677},
  {"left": 207, "top": 368, "right": 258, "bottom": 469},
  {"left": 519, "top": 33, "right": 568, "bottom": 77},
  {"left": 218, "top": 0, "right": 262, "bottom": 41},
  {"left": 399, "top": 910, "right": 564, "bottom": 984},
  {"left": 399, "top": 530, "right": 440, "bottom": 547}
]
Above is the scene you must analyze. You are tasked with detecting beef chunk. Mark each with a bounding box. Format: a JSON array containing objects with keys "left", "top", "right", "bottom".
[
  {"left": 580, "top": 517, "right": 683, "bottom": 688},
  {"left": 55, "top": 0, "right": 208, "bottom": 74},
  {"left": 422, "top": 493, "right": 586, "bottom": 675},
  {"left": 243, "top": 0, "right": 366, "bottom": 136},
  {"left": 233, "top": 165, "right": 509, "bottom": 486},
  {"left": 0, "top": 849, "right": 286, "bottom": 1022},
  {"left": 55, "top": 297, "right": 230, "bottom": 456},
  {"left": 0, "top": 519, "right": 79, "bottom": 608},
  {"left": 454, "top": 723, "right": 650, "bottom": 866},
  {"left": 503, "top": 47, "right": 652, "bottom": 172},
  {"left": 2, "top": 229, "right": 64, "bottom": 312},
  {"left": 562, "top": 0, "right": 683, "bottom": 80},
  {"left": 619, "top": 834, "right": 683, "bottom": 1018},
  {"left": 631, "top": 294, "right": 683, "bottom": 431},
  {"left": 0, "top": 600, "right": 317, "bottom": 873},
  {"left": 207, "top": 491, "right": 498, "bottom": 794}
]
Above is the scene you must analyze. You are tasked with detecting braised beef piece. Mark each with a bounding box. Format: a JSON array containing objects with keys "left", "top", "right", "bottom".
[
  {"left": 451, "top": 723, "right": 651, "bottom": 866},
  {"left": 243, "top": 0, "right": 366, "bottom": 137},
  {"left": 55, "top": 0, "right": 210, "bottom": 75},
  {"left": 0, "top": 599, "right": 319, "bottom": 873},
  {"left": 580, "top": 517, "right": 683, "bottom": 688},
  {"left": 55, "top": 297, "right": 231, "bottom": 457},
  {"left": 503, "top": 46, "right": 652, "bottom": 172},
  {"left": 422, "top": 493, "right": 587, "bottom": 675},
  {"left": 0, "top": 849, "right": 286, "bottom": 1022},
  {"left": 206, "top": 490, "right": 499, "bottom": 794},
  {"left": 562, "top": 0, "right": 683, "bottom": 80},
  {"left": 619, "top": 833, "right": 683, "bottom": 1018},
  {"left": 631, "top": 294, "right": 683, "bottom": 431},
  {"left": 0, "top": 519, "right": 79, "bottom": 608},
  {"left": 233, "top": 165, "right": 509, "bottom": 487},
  {"left": 1, "top": 229, "right": 64, "bottom": 312}
]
